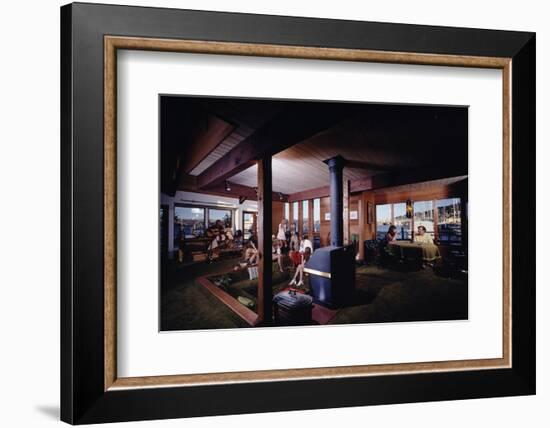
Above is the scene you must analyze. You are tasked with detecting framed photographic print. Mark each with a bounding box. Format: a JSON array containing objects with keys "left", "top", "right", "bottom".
[{"left": 61, "top": 2, "right": 535, "bottom": 424}]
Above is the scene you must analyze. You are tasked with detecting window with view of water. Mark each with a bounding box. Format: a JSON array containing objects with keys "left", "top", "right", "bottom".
[
  {"left": 437, "top": 198, "right": 462, "bottom": 244},
  {"left": 376, "top": 204, "right": 392, "bottom": 240},
  {"left": 208, "top": 208, "right": 232, "bottom": 228},
  {"left": 174, "top": 206, "right": 205, "bottom": 246},
  {"left": 302, "top": 200, "right": 309, "bottom": 234},
  {"left": 414, "top": 201, "right": 434, "bottom": 238},
  {"left": 376, "top": 199, "right": 462, "bottom": 244},
  {"left": 393, "top": 203, "right": 412, "bottom": 240}
]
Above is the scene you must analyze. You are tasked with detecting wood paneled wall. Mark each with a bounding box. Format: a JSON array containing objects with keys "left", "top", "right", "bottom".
[
  {"left": 287, "top": 179, "right": 466, "bottom": 259},
  {"left": 272, "top": 201, "right": 285, "bottom": 235},
  {"left": 373, "top": 180, "right": 467, "bottom": 205},
  {"left": 319, "top": 197, "right": 331, "bottom": 246}
]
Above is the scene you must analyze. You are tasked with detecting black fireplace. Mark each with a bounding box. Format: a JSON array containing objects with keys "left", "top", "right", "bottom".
[{"left": 304, "top": 155, "right": 355, "bottom": 307}]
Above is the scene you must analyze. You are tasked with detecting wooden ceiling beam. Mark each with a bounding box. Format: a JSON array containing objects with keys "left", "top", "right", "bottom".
[
  {"left": 287, "top": 166, "right": 467, "bottom": 201},
  {"left": 176, "top": 174, "right": 288, "bottom": 202},
  {"left": 196, "top": 103, "right": 362, "bottom": 189},
  {"left": 181, "top": 113, "right": 236, "bottom": 174}
]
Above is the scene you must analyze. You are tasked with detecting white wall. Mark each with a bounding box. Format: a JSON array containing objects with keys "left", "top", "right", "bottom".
[
  {"left": 161, "top": 190, "right": 258, "bottom": 254},
  {"left": 0, "top": 1, "right": 547, "bottom": 427}
]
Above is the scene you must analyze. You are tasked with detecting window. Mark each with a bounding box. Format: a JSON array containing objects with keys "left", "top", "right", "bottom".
[
  {"left": 437, "top": 198, "right": 462, "bottom": 244},
  {"left": 208, "top": 208, "right": 232, "bottom": 228},
  {"left": 292, "top": 202, "right": 299, "bottom": 234},
  {"left": 413, "top": 200, "right": 434, "bottom": 239},
  {"left": 393, "top": 203, "right": 412, "bottom": 240},
  {"left": 174, "top": 206, "right": 205, "bottom": 246},
  {"left": 284, "top": 202, "right": 290, "bottom": 222},
  {"left": 242, "top": 211, "right": 256, "bottom": 240},
  {"left": 376, "top": 198, "right": 462, "bottom": 244},
  {"left": 313, "top": 198, "right": 321, "bottom": 233},
  {"left": 375, "top": 202, "right": 416, "bottom": 241},
  {"left": 376, "top": 204, "right": 392, "bottom": 240},
  {"left": 302, "top": 200, "right": 309, "bottom": 234}
]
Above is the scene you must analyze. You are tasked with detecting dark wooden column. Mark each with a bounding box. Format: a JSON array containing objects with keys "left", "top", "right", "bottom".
[
  {"left": 358, "top": 193, "right": 366, "bottom": 261},
  {"left": 257, "top": 157, "right": 273, "bottom": 325}
]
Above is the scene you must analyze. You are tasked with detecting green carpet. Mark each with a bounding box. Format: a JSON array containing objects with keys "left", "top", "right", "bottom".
[
  {"left": 328, "top": 265, "right": 467, "bottom": 325},
  {"left": 161, "top": 258, "right": 467, "bottom": 331}
]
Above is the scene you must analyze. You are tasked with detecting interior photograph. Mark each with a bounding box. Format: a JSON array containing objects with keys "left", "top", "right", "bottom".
[{"left": 159, "top": 95, "right": 469, "bottom": 331}]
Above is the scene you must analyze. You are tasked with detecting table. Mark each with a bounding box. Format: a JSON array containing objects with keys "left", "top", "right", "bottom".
[{"left": 388, "top": 241, "right": 441, "bottom": 263}]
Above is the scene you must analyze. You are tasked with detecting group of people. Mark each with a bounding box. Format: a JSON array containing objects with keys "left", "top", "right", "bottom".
[
  {"left": 382, "top": 224, "right": 434, "bottom": 246},
  {"left": 236, "top": 218, "right": 315, "bottom": 287},
  {"left": 379, "top": 224, "right": 435, "bottom": 267},
  {"left": 275, "top": 218, "right": 313, "bottom": 287}
]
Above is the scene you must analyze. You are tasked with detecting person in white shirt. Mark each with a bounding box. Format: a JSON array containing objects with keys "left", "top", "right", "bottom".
[
  {"left": 299, "top": 234, "right": 313, "bottom": 253},
  {"left": 276, "top": 218, "right": 288, "bottom": 249},
  {"left": 413, "top": 225, "right": 434, "bottom": 244}
]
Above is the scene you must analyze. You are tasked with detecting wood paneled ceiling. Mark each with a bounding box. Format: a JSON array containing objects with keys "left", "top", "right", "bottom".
[
  {"left": 161, "top": 96, "right": 468, "bottom": 197},
  {"left": 229, "top": 107, "right": 468, "bottom": 194}
]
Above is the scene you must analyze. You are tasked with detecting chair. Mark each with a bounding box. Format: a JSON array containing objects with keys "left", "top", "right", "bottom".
[{"left": 363, "top": 239, "right": 379, "bottom": 265}]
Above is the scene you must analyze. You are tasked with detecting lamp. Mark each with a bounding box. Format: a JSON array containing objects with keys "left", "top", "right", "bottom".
[
  {"left": 406, "top": 199, "right": 413, "bottom": 219},
  {"left": 225, "top": 180, "right": 231, "bottom": 192}
]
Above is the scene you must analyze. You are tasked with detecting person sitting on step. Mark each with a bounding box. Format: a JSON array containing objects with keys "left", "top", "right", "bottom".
[
  {"left": 289, "top": 247, "right": 312, "bottom": 287},
  {"left": 272, "top": 236, "right": 284, "bottom": 273}
]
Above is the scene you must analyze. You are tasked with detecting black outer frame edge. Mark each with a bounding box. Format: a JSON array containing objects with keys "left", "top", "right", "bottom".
[
  {"left": 60, "top": 2, "right": 536, "bottom": 424},
  {"left": 510, "top": 34, "right": 536, "bottom": 391},
  {"left": 70, "top": 1, "right": 533, "bottom": 57},
  {"left": 60, "top": 4, "right": 74, "bottom": 425}
]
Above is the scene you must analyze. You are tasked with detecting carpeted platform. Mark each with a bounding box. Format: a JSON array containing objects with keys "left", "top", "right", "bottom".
[{"left": 161, "top": 258, "right": 468, "bottom": 331}]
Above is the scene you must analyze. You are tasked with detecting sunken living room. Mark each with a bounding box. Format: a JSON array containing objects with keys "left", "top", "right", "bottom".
[{"left": 159, "top": 95, "right": 469, "bottom": 331}]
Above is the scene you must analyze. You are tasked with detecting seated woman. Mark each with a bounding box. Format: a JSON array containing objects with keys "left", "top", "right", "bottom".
[
  {"left": 289, "top": 247, "right": 312, "bottom": 287},
  {"left": 413, "top": 225, "right": 434, "bottom": 244},
  {"left": 233, "top": 229, "right": 244, "bottom": 247},
  {"left": 241, "top": 241, "right": 258, "bottom": 266},
  {"left": 289, "top": 232, "right": 302, "bottom": 267},
  {"left": 272, "top": 236, "right": 284, "bottom": 273},
  {"left": 378, "top": 225, "right": 398, "bottom": 266},
  {"left": 206, "top": 220, "right": 227, "bottom": 259},
  {"left": 384, "top": 225, "right": 398, "bottom": 244}
]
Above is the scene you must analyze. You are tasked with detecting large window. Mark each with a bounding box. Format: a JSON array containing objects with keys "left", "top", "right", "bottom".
[
  {"left": 375, "top": 203, "right": 412, "bottom": 241},
  {"left": 393, "top": 203, "right": 412, "bottom": 240},
  {"left": 437, "top": 198, "right": 462, "bottom": 244},
  {"left": 313, "top": 198, "right": 321, "bottom": 233},
  {"left": 376, "top": 198, "right": 463, "bottom": 244},
  {"left": 242, "top": 211, "right": 256, "bottom": 240},
  {"left": 208, "top": 208, "right": 232, "bottom": 228},
  {"left": 376, "top": 204, "right": 392, "bottom": 240},
  {"left": 292, "top": 202, "right": 299, "bottom": 234},
  {"left": 302, "top": 200, "right": 309, "bottom": 235},
  {"left": 413, "top": 200, "right": 435, "bottom": 239},
  {"left": 284, "top": 202, "right": 290, "bottom": 222},
  {"left": 174, "top": 206, "right": 205, "bottom": 246}
]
